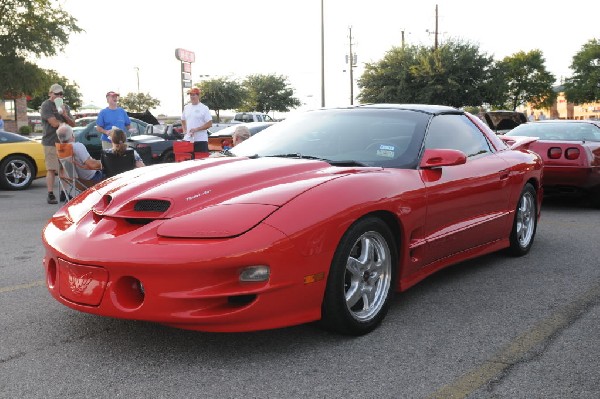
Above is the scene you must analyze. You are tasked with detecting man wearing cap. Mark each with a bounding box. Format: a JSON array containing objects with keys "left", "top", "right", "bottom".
[
  {"left": 40, "top": 83, "right": 76, "bottom": 204},
  {"left": 181, "top": 87, "right": 212, "bottom": 152},
  {"left": 96, "top": 91, "right": 132, "bottom": 150}
]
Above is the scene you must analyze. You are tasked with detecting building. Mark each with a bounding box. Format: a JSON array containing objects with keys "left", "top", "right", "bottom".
[
  {"left": 1, "top": 96, "right": 28, "bottom": 132},
  {"left": 523, "top": 86, "right": 600, "bottom": 121}
]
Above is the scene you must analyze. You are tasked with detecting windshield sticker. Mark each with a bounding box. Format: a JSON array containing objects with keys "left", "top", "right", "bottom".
[{"left": 376, "top": 144, "right": 395, "bottom": 158}]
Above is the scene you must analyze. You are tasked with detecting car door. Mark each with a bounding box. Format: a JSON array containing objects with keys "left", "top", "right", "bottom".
[
  {"left": 418, "top": 114, "right": 512, "bottom": 265},
  {"left": 75, "top": 122, "right": 102, "bottom": 159}
]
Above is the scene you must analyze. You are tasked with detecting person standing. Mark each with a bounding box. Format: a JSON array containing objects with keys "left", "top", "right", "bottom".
[
  {"left": 0, "top": 115, "right": 4, "bottom": 130},
  {"left": 40, "top": 83, "right": 76, "bottom": 204},
  {"left": 528, "top": 110, "right": 536, "bottom": 122},
  {"left": 181, "top": 87, "right": 212, "bottom": 152},
  {"left": 96, "top": 91, "right": 132, "bottom": 150}
]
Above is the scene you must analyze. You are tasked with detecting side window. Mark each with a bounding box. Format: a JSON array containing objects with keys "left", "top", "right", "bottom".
[{"left": 425, "top": 114, "right": 491, "bottom": 157}]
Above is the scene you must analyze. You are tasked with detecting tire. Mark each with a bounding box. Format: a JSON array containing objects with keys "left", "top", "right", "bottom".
[
  {"left": 321, "top": 217, "right": 397, "bottom": 335},
  {"left": 160, "top": 150, "right": 175, "bottom": 163},
  {"left": 507, "top": 183, "right": 537, "bottom": 256},
  {"left": 0, "top": 155, "right": 35, "bottom": 190}
]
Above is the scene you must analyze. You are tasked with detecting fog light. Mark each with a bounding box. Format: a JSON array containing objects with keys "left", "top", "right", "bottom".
[{"left": 239, "top": 265, "right": 270, "bottom": 282}]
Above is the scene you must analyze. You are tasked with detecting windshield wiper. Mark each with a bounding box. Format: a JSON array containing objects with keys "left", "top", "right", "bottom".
[
  {"left": 328, "top": 160, "right": 367, "bottom": 167},
  {"left": 266, "top": 154, "right": 366, "bottom": 166}
]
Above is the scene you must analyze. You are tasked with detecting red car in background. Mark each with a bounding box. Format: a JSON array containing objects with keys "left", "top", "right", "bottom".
[
  {"left": 42, "top": 104, "right": 543, "bottom": 335},
  {"left": 505, "top": 120, "right": 600, "bottom": 207}
]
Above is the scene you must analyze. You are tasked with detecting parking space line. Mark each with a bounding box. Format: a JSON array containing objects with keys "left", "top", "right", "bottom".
[
  {"left": 427, "top": 281, "right": 600, "bottom": 399},
  {"left": 0, "top": 280, "right": 46, "bottom": 294}
]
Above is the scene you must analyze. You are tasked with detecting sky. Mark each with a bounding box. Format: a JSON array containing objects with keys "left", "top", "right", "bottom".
[{"left": 37, "top": 0, "right": 599, "bottom": 118}]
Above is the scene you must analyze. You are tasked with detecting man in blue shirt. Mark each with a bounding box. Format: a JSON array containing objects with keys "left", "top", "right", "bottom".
[{"left": 96, "top": 91, "right": 132, "bottom": 149}]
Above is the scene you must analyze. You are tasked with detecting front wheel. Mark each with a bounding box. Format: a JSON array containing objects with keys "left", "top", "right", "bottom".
[
  {"left": 321, "top": 217, "right": 397, "bottom": 335},
  {"left": 507, "top": 183, "right": 537, "bottom": 256}
]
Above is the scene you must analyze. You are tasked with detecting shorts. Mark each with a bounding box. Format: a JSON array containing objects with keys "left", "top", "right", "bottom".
[
  {"left": 44, "top": 145, "right": 59, "bottom": 171},
  {"left": 193, "top": 141, "right": 209, "bottom": 152},
  {"left": 90, "top": 170, "right": 104, "bottom": 182}
]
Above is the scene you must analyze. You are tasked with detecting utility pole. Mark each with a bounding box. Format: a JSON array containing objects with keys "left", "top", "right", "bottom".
[
  {"left": 347, "top": 26, "right": 357, "bottom": 105},
  {"left": 434, "top": 4, "right": 439, "bottom": 50},
  {"left": 426, "top": 4, "right": 441, "bottom": 49},
  {"left": 401, "top": 29, "right": 405, "bottom": 49}
]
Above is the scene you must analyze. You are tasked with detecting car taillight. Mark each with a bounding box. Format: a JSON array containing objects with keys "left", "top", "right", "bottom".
[
  {"left": 547, "top": 147, "right": 562, "bottom": 159},
  {"left": 565, "top": 147, "right": 580, "bottom": 160}
]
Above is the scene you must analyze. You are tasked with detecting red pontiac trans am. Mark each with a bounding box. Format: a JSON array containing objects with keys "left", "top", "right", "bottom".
[
  {"left": 42, "top": 105, "right": 543, "bottom": 335},
  {"left": 505, "top": 119, "right": 600, "bottom": 207}
]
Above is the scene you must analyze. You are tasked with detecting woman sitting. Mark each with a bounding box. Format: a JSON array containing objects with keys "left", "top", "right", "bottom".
[
  {"left": 104, "top": 128, "right": 145, "bottom": 168},
  {"left": 101, "top": 129, "right": 145, "bottom": 177}
]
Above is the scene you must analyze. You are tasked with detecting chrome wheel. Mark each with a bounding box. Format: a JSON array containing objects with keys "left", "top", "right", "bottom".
[
  {"left": 515, "top": 190, "right": 535, "bottom": 247},
  {"left": 321, "top": 217, "right": 397, "bottom": 335},
  {"left": 345, "top": 231, "right": 392, "bottom": 322},
  {"left": 508, "top": 183, "right": 537, "bottom": 256},
  {"left": 0, "top": 155, "right": 34, "bottom": 190}
]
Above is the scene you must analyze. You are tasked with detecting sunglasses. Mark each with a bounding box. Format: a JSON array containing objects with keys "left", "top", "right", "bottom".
[{"left": 53, "top": 92, "right": 64, "bottom": 96}]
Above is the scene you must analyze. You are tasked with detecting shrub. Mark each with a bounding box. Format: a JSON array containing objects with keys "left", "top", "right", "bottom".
[{"left": 19, "top": 125, "right": 32, "bottom": 136}]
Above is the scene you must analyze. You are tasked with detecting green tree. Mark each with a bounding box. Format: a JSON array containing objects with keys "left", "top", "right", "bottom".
[
  {"left": 0, "top": 0, "right": 83, "bottom": 97},
  {"left": 563, "top": 39, "right": 600, "bottom": 104},
  {"left": 27, "top": 70, "right": 82, "bottom": 111},
  {"left": 240, "top": 74, "right": 301, "bottom": 113},
  {"left": 358, "top": 45, "right": 421, "bottom": 103},
  {"left": 492, "top": 50, "right": 556, "bottom": 110},
  {"left": 120, "top": 92, "right": 161, "bottom": 113},
  {"left": 197, "top": 78, "right": 245, "bottom": 122},
  {"left": 358, "top": 39, "right": 494, "bottom": 107}
]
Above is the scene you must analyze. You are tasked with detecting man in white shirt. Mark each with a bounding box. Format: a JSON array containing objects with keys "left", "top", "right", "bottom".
[{"left": 181, "top": 87, "right": 213, "bottom": 152}]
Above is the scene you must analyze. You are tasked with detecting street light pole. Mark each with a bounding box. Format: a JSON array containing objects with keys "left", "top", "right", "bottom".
[{"left": 134, "top": 67, "right": 140, "bottom": 93}]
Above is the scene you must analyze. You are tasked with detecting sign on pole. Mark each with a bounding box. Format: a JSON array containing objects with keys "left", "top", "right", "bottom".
[{"left": 176, "top": 48, "right": 196, "bottom": 109}]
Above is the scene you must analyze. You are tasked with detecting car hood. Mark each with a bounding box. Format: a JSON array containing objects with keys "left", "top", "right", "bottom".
[
  {"left": 64, "top": 157, "right": 372, "bottom": 238},
  {"left": 484, "top": 111, "right": 527, "bottom": 132}
]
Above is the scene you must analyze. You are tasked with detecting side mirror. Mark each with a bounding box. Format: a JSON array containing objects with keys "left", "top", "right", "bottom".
[{"left": 419, "top": 148, "right": 467, "bottom": 169}]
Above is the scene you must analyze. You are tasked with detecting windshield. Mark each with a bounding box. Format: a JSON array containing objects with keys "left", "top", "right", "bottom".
[
  {"left": 230, "top": 108, "right": 430, "bottom": 168},
  {"left": 506, "top": 122, "right": 600, "bottom": 141}
]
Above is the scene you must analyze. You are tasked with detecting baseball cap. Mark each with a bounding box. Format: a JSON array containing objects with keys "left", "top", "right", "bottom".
[
  {"left": 49, "top": 83, "right": 63, "bottom": 94},
  {"left": 106, "top": 91, "right": 120, "bottom": 97},
  {"left": 187, "top": 87, "right": 201, "bottom": 95}
]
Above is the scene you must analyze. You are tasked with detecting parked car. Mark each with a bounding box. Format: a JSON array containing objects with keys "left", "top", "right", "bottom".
[
  {"left": 142, "top": 123, "right": 184, "bottom": 141},
  {"left": 75, "top": 118, "right": 149, "bottom": 159},
  {"left": 505, "top": 119, "right": 600, "bottom": 206},
  {"left": 483, "top": 111, "right": 527, "bottom": 134},
  {"left": 0, "top": 130, "right": 46, "bottom": 190},
  {"left": 128, "top": 134, "right": 175, "bottom": 164},
  {"left": 42, "top": 104, "right": 542, "bottom": 336},
  {"left": 74, "top": 117, "right": 97, "bottom": 128},
  {"left": 208, "top": 122, "right": 275, "bottom": 150}
]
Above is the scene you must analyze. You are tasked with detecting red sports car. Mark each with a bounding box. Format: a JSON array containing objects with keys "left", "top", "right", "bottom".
[
  {"left": 505, "top": 119, "right": 600, "bottom": 207},
  {"left": 42, "top": 105, "right": 543, "bottom": 335}
]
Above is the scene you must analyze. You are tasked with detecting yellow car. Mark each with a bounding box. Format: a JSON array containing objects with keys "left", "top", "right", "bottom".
[{"left": 0, "top": 130, "right": 46, "bottom": 190}]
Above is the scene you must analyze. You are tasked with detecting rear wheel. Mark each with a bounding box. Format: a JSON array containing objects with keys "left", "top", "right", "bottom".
[
  {"left": 160, "top": 150, "right": 175, "bottom": 163},
  {"left": 508, "top": 183, "right": 537, "bottom": 256},
  {"left": 321, "top": 217, "right": 397, "bottom": 335},
  {"left": 0, "top": 155, "right": 35, "bottom": 190}
]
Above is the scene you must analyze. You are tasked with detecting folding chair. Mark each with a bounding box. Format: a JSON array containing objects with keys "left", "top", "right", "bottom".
[
  {"left": 55, "top": 143, "right": 93, "bottom": 202},
  {"left": 101, "top": 150, "right": 136, "bottom": 178}
]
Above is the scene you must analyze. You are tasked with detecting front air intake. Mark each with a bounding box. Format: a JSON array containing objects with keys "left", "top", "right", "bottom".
[{"left": 134, "top": 200, "right": 170, "bottom": 212}]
